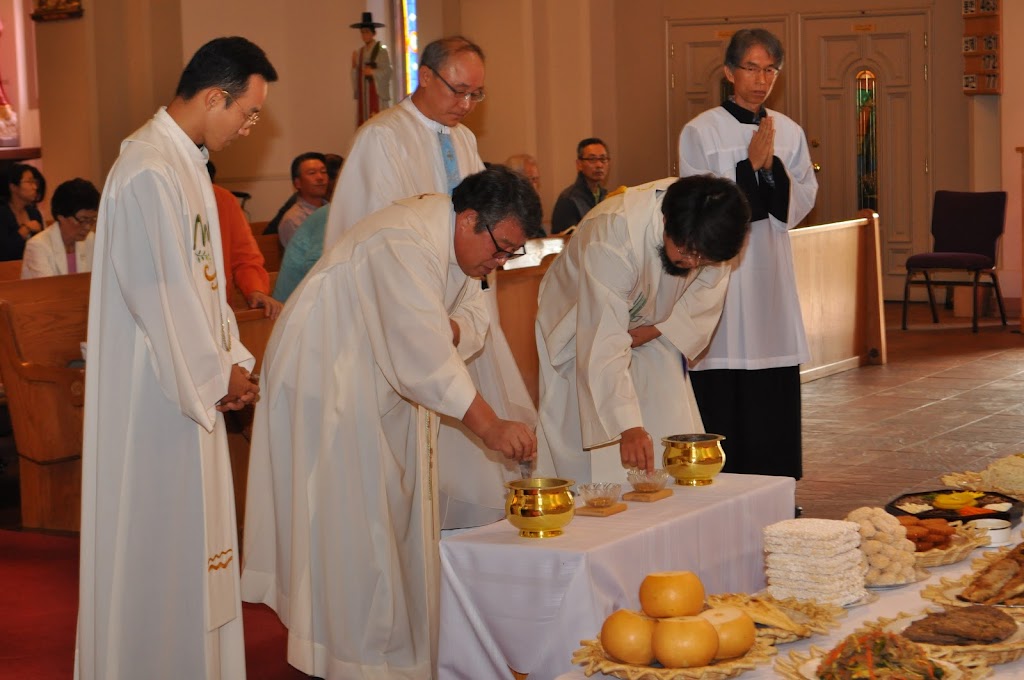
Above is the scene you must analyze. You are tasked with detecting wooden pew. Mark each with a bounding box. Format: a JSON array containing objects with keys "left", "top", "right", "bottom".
[
  {"left": 0, "top": 259, "right": 23, "bottom": 282},
  {"left": 255, "top": 233, "right": 284, "bottom": 273},
  {"left": 0, "top": 272, "right": 277, "bottom": 534},
  {"left": 0, "top": 273, "right": 90, "bottom": 531}
]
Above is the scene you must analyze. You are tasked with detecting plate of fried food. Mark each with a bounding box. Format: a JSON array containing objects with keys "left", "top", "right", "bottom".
[
  {"left": 863, "top": 606, "right": 1024, "bottom": 668},
  {"left": 774, "top": 630, "right": 990, "bottom": 680},
  {"left": 923, "top": 543, "right": 1024, "bottom": 618},
  {"left": 894, "top": 516, "right": 992, "bottom": 568}
]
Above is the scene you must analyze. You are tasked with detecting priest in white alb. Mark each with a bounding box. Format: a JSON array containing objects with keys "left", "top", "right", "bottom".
[
  {"left": 535, "top": 176, "right": 750, "bottom": 485},
  {"left": 241, "top": 167, "right": 544, "bottom": 678},
  {"left": 76, "top": 38, "right": 277, "bottom": 680},
  {"left": 325, "top": 35, "right": 537, "bottom": 529}
]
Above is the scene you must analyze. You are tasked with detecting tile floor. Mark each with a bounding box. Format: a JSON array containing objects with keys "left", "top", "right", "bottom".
[{"left": 797, "top": 301, "right": 1024, "bottom": 520}]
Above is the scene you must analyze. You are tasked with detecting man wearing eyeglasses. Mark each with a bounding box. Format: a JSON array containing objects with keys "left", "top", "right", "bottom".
[
  {"left": 678, "top": 28, "right": 818, "bottom": 483},
  {"left": 535, "top": 175, "right": 750, "bottom": 485},
  {"left": 551, "top": 137, "right": 612, "bottom": 234},
  {"left": 242, "top": 167, "right": 543, "bottom": 679},
  {"left": 77, "top": 37, "right": 276, "bottom": 680},
  {"left": 321, "top": 36, "right": 539, "bottom": 534}
]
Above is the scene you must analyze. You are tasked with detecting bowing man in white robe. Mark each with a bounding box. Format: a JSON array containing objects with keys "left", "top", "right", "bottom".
[
  {"left": 324, "top": 36, "right": 536, "bottom": 530},
  {"left": 75, "top": 38, "right": 277, "bottom": 680},
  {"left": 535, "top": 176, "right": 751, "bottom": 485},
  {"left": 678, "top": 29, "right": 818, "bottom": 480},
  {"left": 241, "top": 167, "right": 543, "bottom": 679}
]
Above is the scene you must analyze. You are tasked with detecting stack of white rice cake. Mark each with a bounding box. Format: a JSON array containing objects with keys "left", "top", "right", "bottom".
[{"left": 763, "top": 518, "right": 867, "bottom": 606}]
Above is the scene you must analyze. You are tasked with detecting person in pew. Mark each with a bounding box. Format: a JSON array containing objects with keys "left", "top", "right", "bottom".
[
  {"left": 262, "top": 152, "right": 342, "bottom": 238},
  {"left": 534, "top": 175, "right": 750, "bottom": 485},
  {"left": 276, "top": 152, "right": 329, "bottom": 248},
  {"left": 21, "top": 178, "right": 99, "bottom": 279},
  {"left": 207, "top": 160, "right": 282, "bottom": 319},
  {"left": 271, "top": 203, "right": 327, "bottom": 302},
  {"left": 324, "top": 35, "right": 538, "bottom": 531},
  {"left": 0, "top": 163, "right": 45, "bottom": 260},
  {"left": 551, "top": 137, "right": 611, "bottom": 234},
  {"left": 242, "top": 167, "right": 542, "bottom": 679},
  {"left": 76, "top": 36, "right": 276, "bottom": 680},
  {"left": 678, "top": 28, "right": 818, "bottom": 480}
]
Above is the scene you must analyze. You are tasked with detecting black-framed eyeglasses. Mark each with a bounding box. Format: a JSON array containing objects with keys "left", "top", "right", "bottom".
[
  {"left": 220, "top": 90, "right": 261, "bottom": 128},
  {"left": 732, "top": 64, "right": 780, "bottom": 79},
  {"left": 426, "top": 66, "right": 486, "bottom": 103},
  {"left": 71, "top": 213, "right": 98, "bottom": 227},
  {"left": 483, "top": 222, "right": 526, "bottom": 261},
  {"left": 578, "top": 155, "right": 610, "bottom": 164}
]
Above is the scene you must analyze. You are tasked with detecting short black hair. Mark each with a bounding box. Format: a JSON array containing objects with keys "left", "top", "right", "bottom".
[
  {"left": 420, "top": 36, "right": 485, "bottom": 73},
  {"left": 290, "top": 152, "right": 328, "bottom": 181},
  {"left": 452, "top": 166, "right": 544, "bottom": 239},
  {"left": 324, "top": 153, "right": 345, "bottom": 180},
  {"left": 662, "top": 175, "right": 751, "bottom": 263},
  {"left": 724, "top": 29, "right": 785, "bottom": 70},
  {"left": 577, "top": 138, "right": 607, "bottom": 158},
  {"left": 175, "top": 36, "right": 279, "bottom": 100},
  {"left": 2, "top": 163, "right": 44, "bottom": 203},
  {"left": 51, "top": 178, "right": 100, "bottom": 218}
]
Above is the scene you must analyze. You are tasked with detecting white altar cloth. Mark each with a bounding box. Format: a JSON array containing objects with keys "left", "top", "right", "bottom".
[
  {"left": 438, "top": 473, "right": 795, "bottom": 680},
  {"left": 555, "top": 544, "right": 1024, "bottom": 679}
]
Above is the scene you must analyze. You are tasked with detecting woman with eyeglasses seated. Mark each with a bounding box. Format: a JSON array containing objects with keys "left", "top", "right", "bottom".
[
  {"left": 0, "top": 162, "right": 46, "bottom": 261},
  {"left": 21, "top": 178, "right": 100, "bottom": 278}
]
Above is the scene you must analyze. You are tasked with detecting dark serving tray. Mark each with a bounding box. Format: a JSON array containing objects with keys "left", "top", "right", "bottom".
[{"left": 885, "top": 489, "right": 1024, "bottom": 526}]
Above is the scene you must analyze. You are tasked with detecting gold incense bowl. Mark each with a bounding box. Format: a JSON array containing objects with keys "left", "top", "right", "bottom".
[
  {"left": 504, "top": 477, "right": 575, "bottom": 538},
  {"left": 662, "top": 433, "right": 726, "bottom": 486}
]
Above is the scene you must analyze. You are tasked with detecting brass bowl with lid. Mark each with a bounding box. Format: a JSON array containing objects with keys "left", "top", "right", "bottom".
[{"left": 504, "top": 477, "right": 575, "bottom": 538}]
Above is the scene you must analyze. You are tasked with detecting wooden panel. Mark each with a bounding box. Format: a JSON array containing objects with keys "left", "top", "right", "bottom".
[
  {"left": 792, "top": 210, "right": 887, "bottom": 382},
  {"left": 249, "top": 220, "right": 269, "bottom": 239},
  {"left": 495, "top": 259, "right": 552, "bottom": 407},
  {"left": 255, "top": 233, "right": 283, "bottom": 273},
  {"left": 0, "top": 259, "right": 22, "bottom": 281},
  {"left": 18, "top": 456, "right": 81, "bottom": 532}
]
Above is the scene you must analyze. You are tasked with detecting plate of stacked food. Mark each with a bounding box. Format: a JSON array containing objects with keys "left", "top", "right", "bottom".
[{"left": 572, "top": 571, "right": 844, "bottom": 680}]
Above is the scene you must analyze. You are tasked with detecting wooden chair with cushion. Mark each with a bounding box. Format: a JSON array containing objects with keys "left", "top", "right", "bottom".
[{"left": 901, "top": 190, "right": 1007, "bottom": 333}]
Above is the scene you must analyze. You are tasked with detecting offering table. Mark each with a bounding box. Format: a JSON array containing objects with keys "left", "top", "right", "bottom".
[
  {"left": 554, "top": 547, "right": 1024, "bottom": 679},
  {"left": 438, "top": 473, "right": 795, "bottom": 680}
]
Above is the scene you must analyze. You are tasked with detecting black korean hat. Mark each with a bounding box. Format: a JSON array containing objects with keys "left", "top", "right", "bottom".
[{"left": 350, "top": 12, "right": 385, "bottom": 29}]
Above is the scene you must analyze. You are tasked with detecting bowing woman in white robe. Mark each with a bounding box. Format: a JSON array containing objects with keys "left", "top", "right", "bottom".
[
  {"left": 323, "top": 36, "right": 536, "bottom": 530},
  {"left": 678, "top": 28, "right": 818, "bottom": 480},
  {"left": 535, "top": 177, "right": 751, "bottom": 485},
  {"left": 241, "top": 168, "right": 541, "bottom": 679},
  {"left": 76, "top": 37, "right": 276, "bottom": 680}
]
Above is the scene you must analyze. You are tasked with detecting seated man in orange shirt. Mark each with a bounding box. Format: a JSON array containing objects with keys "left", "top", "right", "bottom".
[{"left": 209, "top": 161, "right": 283, "bottom": 319}]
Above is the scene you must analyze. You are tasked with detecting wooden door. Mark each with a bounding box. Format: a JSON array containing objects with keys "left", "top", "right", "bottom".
[
  {"left": 666, "top": 18, "right": 790, "bottom": 176},
  {"left": 801, "top": 13, "right": 930, "bottom": 299}
]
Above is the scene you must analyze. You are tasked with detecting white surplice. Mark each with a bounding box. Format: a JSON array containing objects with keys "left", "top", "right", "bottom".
[
  {"left": 241, "top": 194, "right": 480, "bottom": 679},
  {"left": 678, "top": 106, "right": 817, "bottom": 369},
  {"left": 76, "top": 108, "right": 252, "bottom": 680},
  {"left": 535, "top": 179, "right": 732, "bottom": 486},
  {"left": 323, "top": 96, "right": 534, "bottom": 529}
]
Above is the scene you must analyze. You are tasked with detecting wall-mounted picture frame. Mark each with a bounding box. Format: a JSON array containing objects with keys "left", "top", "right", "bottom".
[{"left": 30, "top": 1, "right": 83, "bottom": 23}]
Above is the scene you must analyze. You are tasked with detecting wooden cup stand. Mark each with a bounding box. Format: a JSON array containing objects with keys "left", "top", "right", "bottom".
[{"left": 576, "top": 486, "right": 674, "bottom": 516}]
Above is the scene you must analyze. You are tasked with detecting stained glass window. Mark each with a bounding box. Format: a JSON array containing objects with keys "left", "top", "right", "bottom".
[
  {"left": 856, "top": 70, "right": 878, "bottom": 211},
  {"left": 400, "top": 0, "right": 419, "bottom": 95}
]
